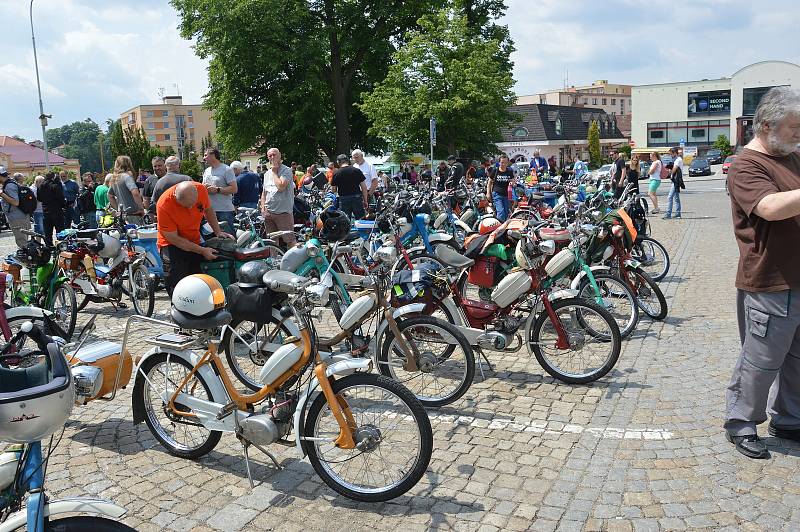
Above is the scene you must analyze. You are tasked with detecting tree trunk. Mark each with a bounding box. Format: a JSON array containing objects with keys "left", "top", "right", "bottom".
[{"left": 324, "top": 0, "right": 351, "bottom": 156}]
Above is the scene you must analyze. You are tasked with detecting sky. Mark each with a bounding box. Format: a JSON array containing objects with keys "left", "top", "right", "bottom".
[{"left": 1, "top": 0, "right": 799, "bottom": 143}]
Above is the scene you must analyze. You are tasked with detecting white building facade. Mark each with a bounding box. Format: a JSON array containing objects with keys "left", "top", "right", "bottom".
[{"left": 631, "top": 61, "right": 800, "bottom": 150}]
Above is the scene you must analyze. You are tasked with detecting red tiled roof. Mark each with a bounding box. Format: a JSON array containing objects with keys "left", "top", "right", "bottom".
[{"left": 0, "top": 135, "right": 68, "bottom": 167}]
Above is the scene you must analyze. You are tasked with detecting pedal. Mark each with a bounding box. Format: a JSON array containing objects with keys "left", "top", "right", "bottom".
[{"left": 216, "top": 402, "right": 236, "bottom": 420}]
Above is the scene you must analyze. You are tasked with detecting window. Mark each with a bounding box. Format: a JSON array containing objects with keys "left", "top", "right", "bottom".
[
  {"left": 164, "top": 134, "right": 171, "bottom": 141},
  {"left": 162, "top": 110, "right": 168, "bottom": 117},
  {"left": 187, "top": 110, "right": 193, "bottom": 117},
  {"left": 583, "top": 98, "right": 588, "bottom": 104},
  {"left": 188, "top": 123, "right": 194, "bottom": 128},
  {"left": 512, "top": 127, "right": 528, "bottom": 137},
  {"left": 145, "top": 110, "right": 154, "bottom": 118},
  {"left": 555, "top": 117, "right": 562, "bottom": 136},
  {"left": 611, "top": 98, "right": 616, "bottom": 105},
  {"left": 602, "top": 98, "right": 607, "bottom": 105},
  {"left": 592, "top": 98, "right": 597, "bottom": 105},
  {"left": 164, "top": 122, "right": 170, "bottom": 129},
  {"left": 147, "top": 135, "right": 156, "bottom": 141},
  {"left": 650, "top": 131, "right": 664, "bottom": 139},
  {"left": 691, "top": 128, "right": 706, "bottom": 138},
  {"left": 146, "top": 122, "right": 154, "bottom": 129},
  {"left": 620, "top": 99, "right": 625, "bottom": 115}
]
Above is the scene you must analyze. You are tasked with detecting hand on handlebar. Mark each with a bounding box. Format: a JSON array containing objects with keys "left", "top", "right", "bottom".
[{"left": 200, "top": 247, "right": 218, "bottom": 260}]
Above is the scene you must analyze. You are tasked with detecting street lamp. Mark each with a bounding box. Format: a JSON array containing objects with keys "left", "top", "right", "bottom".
[{"left": 30, "top": 0, "right": 51, "bottom": 171}]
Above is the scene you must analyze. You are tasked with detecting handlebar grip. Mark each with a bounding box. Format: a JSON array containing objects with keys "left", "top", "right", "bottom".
[{"left": 268, "top": 280, "right": 299, "bottom": 294}]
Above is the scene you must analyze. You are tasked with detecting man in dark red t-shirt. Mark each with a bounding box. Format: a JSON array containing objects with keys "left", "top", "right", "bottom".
[{"left": 725, "top": 87, "right": 800, "bottom": 459}]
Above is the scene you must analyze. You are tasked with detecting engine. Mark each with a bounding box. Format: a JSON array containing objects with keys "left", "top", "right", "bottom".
[
  {"left": 493, "top": 315, "right": 523, "bottom": 335},
  {"left": 240, "top": 391, "right": 297, "bottom": 446}
]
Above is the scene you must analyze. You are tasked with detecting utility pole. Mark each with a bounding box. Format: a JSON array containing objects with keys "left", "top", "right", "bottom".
[
  {"left": 30, "top": 0, "right": 51, "bottom": 170},
  {"left": 98, "top": 132, "right": 105, "bottom": 173}
]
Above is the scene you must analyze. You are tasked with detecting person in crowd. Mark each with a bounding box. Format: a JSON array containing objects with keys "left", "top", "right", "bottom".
[
  {"left": 77, "top": 173, "right": 97, "bottom": 228},
  {"left": 664, "top": 147, "right": 685, "bottom": 219},
  {"left": 487, "top": 154, "right": 516, "bottom": 221},
  {"left": 30, "top": 174, "right": 45, "bottom": 234},
  {"left": 60, "top": 170, "right": 80, "bottom": 228},
  {"left": 439, "top": 155, "right": 464, "bottom": 192},
  {"left": 647, "top": 152, "right": 663, "bottom": 214},
  {"left": 107, "top": 155, "right": 146, "bottom": 224},
  {"left": 201, "top": 148, "right": 237, "bottom": 233},
  {"left": 725, "top": 86, "right": 800, "bottom": 459},
  {"left": 548, "top": 155, "right": 558, "bottom": 176},
  {"left": 326, "top": 161, "right": 337, "bottom": 184},
  {"left": 232, "top": 160, "right": 261, "bottom": 209},
  {"left": 142, "top": 157, "right": 167, "bottom": 216},
  {"left": 573, "top": 156, "right": 588, "bottom": 181},
  {"left": 157, "top": 181, "right": 232, "bottom": 296},
  {"left": 36, "top": 171, "right": 66, "bottom": 247},
  {"left": 465, "top": 164, "right": 476, "bottom": 186},
  {"left": 260, "top": 147, "right": 296, "bottom": 246},
  {"left": 409, "top": 165, "right": 418, "bottom": 185},
  {"left": 623, "top": 155, "right": 641, "bottom": 195},
  {"left": 352, "top": 149, "right": 379, "bottom": 198},
  {"left": 331, "top": 153, "right": 368, "bottom": 220},
  {"left": 611, "top": 151, "right": 627, "bottom": 198},
  {"left": 150, "top": 156, "right": 190, "bottom": 220},
  {"left": 94, "top": 174, "right": 111, "bottom": 224},
  {"left": 0, "top": 167, "right": 30, "bottom": 248},
  {"left": 475, "top": 160, "right": 487, "bottom": 181},
  {"left": 418, "top": 164, "right": 433, "bottom": 186},
  {"left": 532, "top": 150, "right": 548, "bottom": 176}
]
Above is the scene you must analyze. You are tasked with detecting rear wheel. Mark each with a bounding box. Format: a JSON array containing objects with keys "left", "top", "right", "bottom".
[
  {"left": 127, "top": 264, "right": 155, "bottom": 316},
  {"left": 577, "top": 271, "right": 639, "bottom": 339},
  {"left": 49, "top": 283, "right": 77, "bottom": 340},
  {"left": 222, "top": 316, "right": 296, "bottom": 391},
  {"left": 390, "top": 251, "right": 447, "bottom": 279},
  {"left": 626, "top": 267, "right": 668, "bottom": 320},
  {"left": 631, "top": 236, "right": 670, "bottom": 282}
]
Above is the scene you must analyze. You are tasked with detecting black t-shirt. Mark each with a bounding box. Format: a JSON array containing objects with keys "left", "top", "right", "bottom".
[
  {"left": 614, "top": 158, "right": 625, "bottom": 181},
  {"left": 492, "top": 167, "right": 515, "bottom": 194},
  {"left": 332, "top": 166, "right": 365, "bottom": 197},
  {"left": 36, "top": 178, "right": 66, "bottom": 216}
]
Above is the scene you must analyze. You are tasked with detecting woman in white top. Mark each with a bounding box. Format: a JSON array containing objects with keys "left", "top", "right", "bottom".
[{"left": 647, "top": 152, "right": 663, "bottom": 214}]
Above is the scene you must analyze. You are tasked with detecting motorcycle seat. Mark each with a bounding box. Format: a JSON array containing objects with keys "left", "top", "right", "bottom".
[
  {"left": 170, "top": 307, "right": 232, "bottom": 330},
  {"left": 77, "top": 229, "right": 99, "bottom": 240},
  {"left": 435, "top": 245, "right": 475, "bottom": 269},
  {"left": 538, "top": 228, "right": 571, "bottom": 242},
  {"left": 233, "top": 247, "right": 279, "bottom": 261},
  {"left": 528, "top": 194, "right": 545, "bottom": 201},
  {"left": 342, "top": 231, "right": 361, "bottom": 244}
]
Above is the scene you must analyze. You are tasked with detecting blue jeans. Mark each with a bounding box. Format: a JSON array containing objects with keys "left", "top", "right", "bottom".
[
  {"left": 215, "top": 211, "right": 236, "bottom": 233},
  {"left": 33, "top": 212, "right": 44, "bottom": 234},
  {"left": 339, "top": 195, "right": 365, "bottom": 221},
  {"left": 492, "top": 192, "right": 510, "bottom": 222},
  {"left": 63, "top": 205, "right": 77, "bottom": 228},
  {"left": 666, "top": 184, "right": 681, "bottom": 216}
]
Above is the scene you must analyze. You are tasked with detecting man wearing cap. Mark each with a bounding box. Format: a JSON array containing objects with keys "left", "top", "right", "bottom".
[
  {"left": 331, "top": 154, "right": 368, "bottom": 220},
  {"left": 0, "top": 168, "right": 30, "bottom": 248},
  {"left": 231, "top": 161, "right": 261, "bottom": 209}
]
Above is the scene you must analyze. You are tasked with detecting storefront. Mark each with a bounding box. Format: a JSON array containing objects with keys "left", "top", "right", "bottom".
[{"left": 631, "top": 61, "right": 800, "bottom": 151}]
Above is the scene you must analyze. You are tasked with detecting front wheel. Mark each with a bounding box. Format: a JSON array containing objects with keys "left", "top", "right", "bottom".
[
  {"left": 527, "top": 297, "right": 621, "bottom": 384},
  {"left": 45, "top": 516, "right": 137, "bottom": 531},
  {"left": 631, "top": 236, "right": 670, "bottom": 282},
  {"left": 377, "top": 315, "right": 475, "bottom": 407},
  {"left": 127, "top": 264, "right": 155, "bottom": 316},
  {"left": 577, "top": 271, "right": 639, "bottom": 339},
  {"left": 302, "top": 373, "right": 432, "bottom": 502},
  {"left": 48, "top": 283, "right": 77, "bottom": 340},
  {"left": 626, "top": 267, "right": 668, "bottom": 320}
]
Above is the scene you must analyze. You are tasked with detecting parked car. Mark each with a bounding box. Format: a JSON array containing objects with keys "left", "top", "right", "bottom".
[
  {"left": 705, "top": 149, "right": 724, "bottom": 164},
  {"left": 688, "top": 157, "right": 712, "bottom": 177},
  {"left": 594, "top": 164, "right": 613, "bottom": 182},
  {"left": 722, "top": 155, "right": 737, "bottom": 174}
]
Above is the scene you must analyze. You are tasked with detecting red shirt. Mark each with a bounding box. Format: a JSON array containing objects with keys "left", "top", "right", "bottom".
[{"left": 156, "top": 182, "right": 210, "bottom": 249}]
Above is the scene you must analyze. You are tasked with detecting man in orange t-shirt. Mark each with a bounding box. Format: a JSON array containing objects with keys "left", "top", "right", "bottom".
[{"left": 157, "top": 181, "right": 233, "bottom": 295}]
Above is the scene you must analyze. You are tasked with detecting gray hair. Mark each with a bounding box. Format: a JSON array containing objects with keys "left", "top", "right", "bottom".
[
  {"left": 351, "top": 149, "right": 364, "bottom": 158},
  {"left": 165, "top": 155, "right": 180, "bottom": 167},
  {"left": 151, "top": 156, "right": 165, "bottom": 165},
  {"left": 753, "top": 86, "right": 800, "bottom": 136},
  {"left": 230, "top": 160, "right": 244, "bottom": 170},
  {"left": 104, "top": 173, "right": 113, "bottom": 185}
]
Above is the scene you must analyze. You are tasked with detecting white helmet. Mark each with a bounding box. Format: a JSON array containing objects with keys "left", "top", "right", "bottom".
[{"left": 172, "top": 274, "right": 226, "bottom": 317}]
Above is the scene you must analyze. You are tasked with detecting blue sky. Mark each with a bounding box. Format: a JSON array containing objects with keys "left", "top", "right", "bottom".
[{"left": 2, "top": 0, "right": 798, "bottom": 142}]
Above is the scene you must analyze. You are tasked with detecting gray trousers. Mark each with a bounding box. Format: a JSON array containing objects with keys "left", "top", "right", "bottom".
[{"left": 725, "top": 289, "right": 800, "bottom": 436}]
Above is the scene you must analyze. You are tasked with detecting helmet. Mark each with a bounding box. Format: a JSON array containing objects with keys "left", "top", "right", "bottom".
[
  {"left": 0, "top": 330, "right": 75, "bottom": 443},
  {"left": 320, "top": 209, "right": 350, "bottom": 242},
  {"left": 172, "top": 274, "right": 226, "bottom": 317},
  {"left": 15, "top": 240, "right": 51, "bottom": 269},
  {"left": 237, "top": 260, "right": 270, "bottom": 288},
  {"left": 478, "top": 216, "right": 502, "bottom": 235},
  {"left": 96, "top": 233, "right": 121, "bottom": 259}
]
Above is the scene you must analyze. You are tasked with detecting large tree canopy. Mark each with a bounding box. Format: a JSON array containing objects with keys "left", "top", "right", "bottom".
[
  {"left": 171, "top": 0, "right": 443, "bottom": 163},
  {"left": 360, "top": 3, "right": 516, "bottom": 159},
  {"left": 45, "top": 119, "right": 113, "bottom": 174}
]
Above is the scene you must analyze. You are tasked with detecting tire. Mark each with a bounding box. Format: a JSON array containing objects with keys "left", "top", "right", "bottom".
[
  {"left": 328, "top": 281, "right": 350, "bottom": 323},
  {"left": 627, "top": 267, "right": 668, "bottom": 320},
  {"left": 222, "top": 316, "right": 296, "bottom": 391},
  {"left": 45, "top": 516, "right": 137, "bottom": 531},
  {"left": 132, "top": 353, "right": 222, "bottom": 459},
  {"left": 527, "top": 297, "right": 621, "bottom": 384},
  {"left": 390, "top": 251, "right": 447, "bottom": 279},
  {"left": 631, "top": 236, "right": 670, "bottom": 282},
  {"left": 302, "top": 373, "right": 432, "bottom": 502},
  {"left": 577, "top": 271, "right": 639, "bottom": 339},
  {"left": 48, "top": 283, "right": 77, "bottom": 340},
  {"left": 377, "top": 315, "right": 475, "bottom": 407},
  {"left": 127, "top": 264, "right": 155, "bottom": 317}
]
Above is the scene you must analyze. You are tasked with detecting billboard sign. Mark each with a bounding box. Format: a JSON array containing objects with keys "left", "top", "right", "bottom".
[{"left": 687, "top": 90, "right": 730, "bottom": 116}]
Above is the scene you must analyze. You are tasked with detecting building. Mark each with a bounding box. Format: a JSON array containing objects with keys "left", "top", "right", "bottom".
[
  {"left": 497, "top": 104, "right": 626, "bottom": 167},
  {"left": 119, "top": 96, "right": 216, "bottom": 157},
  {"left": 0, "top": 136, "right": 80, "bottom": 179},
  {"left": 631, "top": 60, "right": 800, "bottom": 151},
  {"left": 517, "top": 80, "right": 633, "bottom": 138}
]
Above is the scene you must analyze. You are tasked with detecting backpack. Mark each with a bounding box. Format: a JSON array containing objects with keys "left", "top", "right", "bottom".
[
  {"left": 658, "top": 161, "right": 669, "bottom": 180},
  {"left": 4, "top": 181, "right": 37, "bottom": 215},
  {"left": 77, "top": 187, "right": 95, "bottom": 214}
]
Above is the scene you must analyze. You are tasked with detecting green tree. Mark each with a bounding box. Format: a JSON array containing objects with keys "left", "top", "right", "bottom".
[
  {"left": 588, "top": 121, "right": 601, "bottom": 168},
  {"left": 713, "top": 134, "right": 732, "bottom": 156},
  {"left": 180, "top": 158, "right": 203, "bottom": 181},
  {"left": 360, "top": 5, "right": 516, "bottom": 159},
  {"left": 109, "top": 123, "right": 153, "bottom": 175},
  {"left": 45, "top": 119, "right": 113, "bottom": 174},
  {"left": 171, "top": 0, "right": 443, "bottom": 162}
]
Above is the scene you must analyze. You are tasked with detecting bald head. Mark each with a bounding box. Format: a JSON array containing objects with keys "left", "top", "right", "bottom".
[{"left": 175, "top": 181, "right": 198, "bottom": 208}]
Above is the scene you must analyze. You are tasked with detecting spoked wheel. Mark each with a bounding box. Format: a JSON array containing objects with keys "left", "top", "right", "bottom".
[
  {"left": 222, "top": 317, "right": 296, "bottom": 391},
  {"left": 49, "top": 283, "right": 77, "bottom": 340},
  {"left": 526, "top": 297, "right": 621, "bottom": 384},
  {"left": 577, "top": 271, "right": 639, "bottom": 339},
  {"left": 390, "top": 251, "right": 447, "bottom": 279},
  {"left": 377, "top": 315, "right": 475, "bottom": 407},
  {"left": 631, "top": 236, "right": 670, "bottom": 282},
  {"left": 126, "top": 264, "right": 155, "bottom": 316},
  {"left": 45, "top": 516, "right": 137, "bottom": 531},
  {"left": 626, "top": 267, "right": 668, "bottom": 320},
  {"left": 302, "top": 373, "right": 432, "bottom": 502},
  {"left": 132, "top": 353, "right": 221, "bottom": 459}
]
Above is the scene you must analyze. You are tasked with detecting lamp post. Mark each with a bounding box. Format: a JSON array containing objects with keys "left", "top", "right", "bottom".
[{"left": 30, "top": 0, "right": 51, "bottom": 171}]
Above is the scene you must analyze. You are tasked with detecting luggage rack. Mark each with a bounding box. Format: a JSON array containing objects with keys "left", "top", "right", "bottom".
[{"left": 121, "top": 315, "right": 202, "bottom": 374}]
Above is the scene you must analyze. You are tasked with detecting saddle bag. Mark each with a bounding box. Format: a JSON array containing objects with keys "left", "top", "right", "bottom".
[{"left": 224, "top": 283, "right": 285, "bottom": 324}]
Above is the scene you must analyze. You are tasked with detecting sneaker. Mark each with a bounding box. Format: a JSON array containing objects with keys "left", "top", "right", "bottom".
[
  {"left": 768, "top": 422, "right": 800, "bottom": 443},
  {"left": 726, "top": 432, "right": 770, "bottom": 459},
  {"left": 674, "top": 214, "right": 681, "bottom": 219}
]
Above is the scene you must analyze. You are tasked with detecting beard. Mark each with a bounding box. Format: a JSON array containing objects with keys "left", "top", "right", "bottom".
[{"left": 765, "top": 130, "right": 799, "bottom": 156}]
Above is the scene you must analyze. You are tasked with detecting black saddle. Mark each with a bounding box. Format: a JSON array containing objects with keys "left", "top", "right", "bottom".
[{"left": 170, "top": 308, "right": 232, "bottom": 330}]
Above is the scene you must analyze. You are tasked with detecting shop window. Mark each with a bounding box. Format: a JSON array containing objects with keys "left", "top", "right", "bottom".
[
  {"left": 650, "top": 131, "right": 664, "bottom": 139},
  {"left": 691, "top": 129, "right": 706, "bottom": 138}
]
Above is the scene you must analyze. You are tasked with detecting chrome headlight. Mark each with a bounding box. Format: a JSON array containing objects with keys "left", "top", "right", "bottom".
[
  {"left": 538, "top": 240, "right": 556, "bottom": 255},
  {"left": 375, "top": 245, "right": 397, "bottom": 264},
  {"left": 306, "top": 243, "right": 319, "bottom": 257},
  {"left": 126, "top": 228, "right": 138, "bottom": 240}
]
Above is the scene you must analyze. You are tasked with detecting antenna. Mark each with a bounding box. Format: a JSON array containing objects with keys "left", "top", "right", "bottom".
[
  {"left": 173, "top": 83, "right": 181, "bottom": 96},
  {"left": 157, "top": 86, "right": 165, "bottom": 100}
]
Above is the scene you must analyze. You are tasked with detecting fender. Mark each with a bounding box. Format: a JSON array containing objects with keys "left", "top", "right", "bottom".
[
  {"left": 292, "top": 358, "right": 373, "bottom": 456},
  {"left": 428, "top": 232, "right": 454, "bottom": 244},
  {"left": 0, "top": 498, "right": 127, "bottom": 532},
  {"left": 5, "top": 306, "right": 54, "bottom": 320},
  {"left": 453, "top": 219, "right": 472, "bottom": 233},
  {"left": 549, "top": 289, "right": 580, "bottom": 301},
  {"left": 524, "top": 290, "right": 581, "bottom": 339},
  {"left": 569, "top": 265, "right": 612, "bottom": 290},
  {"left": 374, "top": 303, "right": 427, "bottom": 348}
]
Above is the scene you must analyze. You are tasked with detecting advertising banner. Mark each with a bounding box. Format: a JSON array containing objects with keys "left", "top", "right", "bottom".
[{"left": 687, "top": 90, "right": 730, "bottom": 116}]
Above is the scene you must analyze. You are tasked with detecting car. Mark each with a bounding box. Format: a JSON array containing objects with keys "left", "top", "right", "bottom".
[
  {"left": 722, "top": 155, "right": 737, "bottom": 174},
  {"left": 594, "top": 164, "right": 613, "bottom": 181},
  {"left": 688, "top": 157, "right": 712, "bottom": 176},
  {"left": 705, "top": 149, "right": 724, "bottom": 164}
]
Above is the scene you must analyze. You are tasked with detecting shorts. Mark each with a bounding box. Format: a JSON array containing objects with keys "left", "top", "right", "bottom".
[{"left": 648, "top": 179, "right": 661, "bottom": 193}]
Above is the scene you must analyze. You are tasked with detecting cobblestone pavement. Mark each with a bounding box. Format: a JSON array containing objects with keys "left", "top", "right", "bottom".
[{"left": 2, "top": 180, "right": 799, "bottom": 531}]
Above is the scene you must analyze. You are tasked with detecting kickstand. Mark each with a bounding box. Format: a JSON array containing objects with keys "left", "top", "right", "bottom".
[
  {"left": 241, "top": 440, "right": 256, "bottom": 489},
  {"left": 475, "top": 348, "right": 494, "bottom": 380},
  {"left": 251, "top": 442, "right": 283, "bottom": 470}
]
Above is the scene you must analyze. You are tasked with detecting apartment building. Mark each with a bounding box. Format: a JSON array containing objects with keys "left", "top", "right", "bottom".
[
  {"left": 119, "top": 96, "right": 216, "bottom": 156},
  {"left": 517, "top": 80, "right": 632, "bottom": 138}
]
